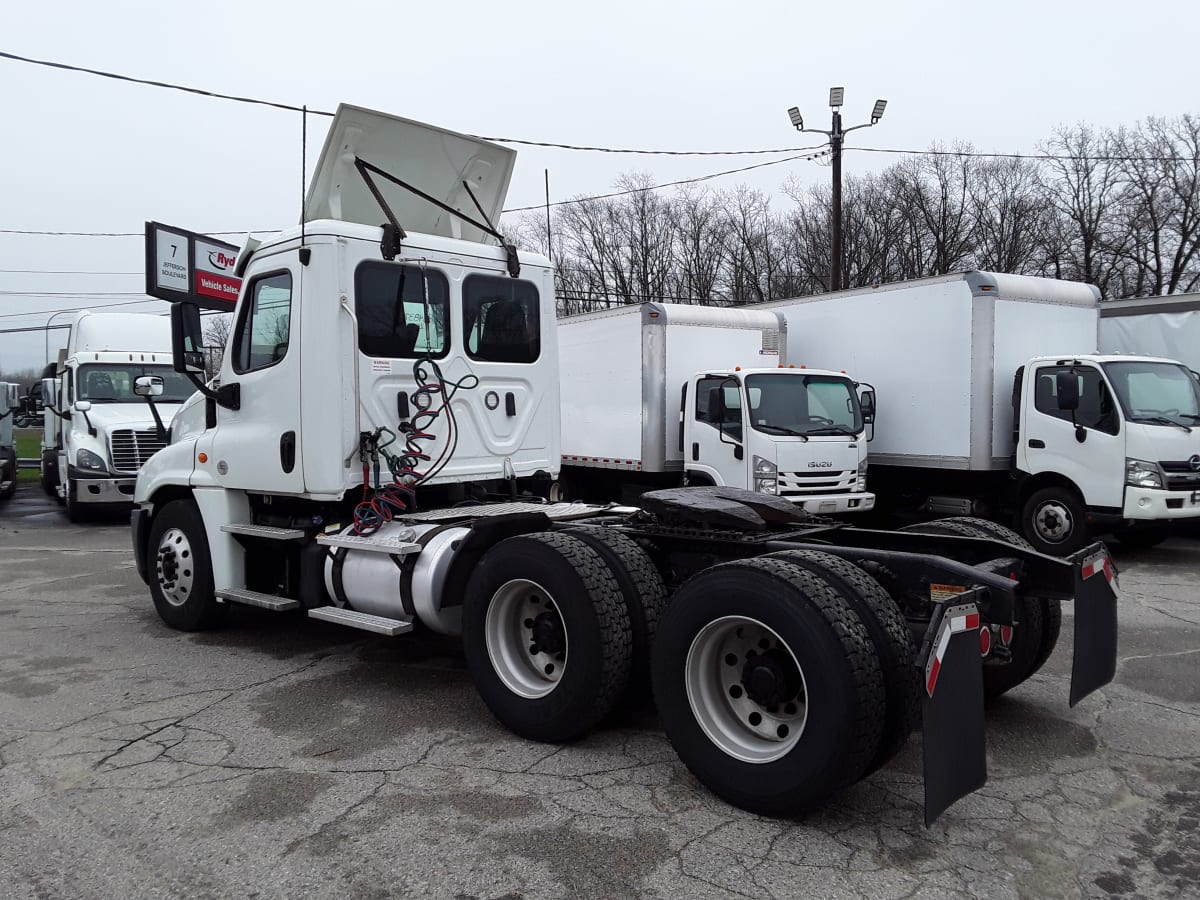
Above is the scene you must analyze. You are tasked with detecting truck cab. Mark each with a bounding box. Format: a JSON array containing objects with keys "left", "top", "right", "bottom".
[
  {"left": 683, "top": 366, "right": 875, "bottom": 515},
  {"left": 0, "top": 382, "right": 19, "bottom": 501},
  {"left": 1014, "top": 353, "right": 1200, "bottom": 551},
  {"left": 41, "top": 312, "right": 189, "bottom": 521}
]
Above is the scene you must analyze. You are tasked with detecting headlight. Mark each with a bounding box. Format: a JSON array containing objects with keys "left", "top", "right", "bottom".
[
  {"left": 752, "top": 455, "right": 777, "bottom": 493},
  {"left": 1125, "top": 458, "right": 1163, "bottom": 489},
  {"left": 856, "top": 458, "right": 868, "bottom": 490},
  {"left": 76, "top": 449, "right": 107, "bottom": 472}
]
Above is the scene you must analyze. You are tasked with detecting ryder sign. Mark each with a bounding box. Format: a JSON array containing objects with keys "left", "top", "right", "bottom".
[{"left": 145, "top": 221, "right": 242, "bottom": 311}]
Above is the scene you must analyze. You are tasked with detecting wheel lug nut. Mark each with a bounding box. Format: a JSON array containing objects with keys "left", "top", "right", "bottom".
[{"left": 529, "top": 644, "right": 540, "bottom": 655}]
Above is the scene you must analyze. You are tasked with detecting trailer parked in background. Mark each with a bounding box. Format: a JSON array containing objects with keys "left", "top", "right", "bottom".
[
  {"left": 1100, "top": 293, "right": 1200, "bottom": 374},
  {"left": 760, "top": 272, "right": 1200, "bottom": 553},
  {"left": 557, "top": 302, "right": 875, "bottom": 514}
]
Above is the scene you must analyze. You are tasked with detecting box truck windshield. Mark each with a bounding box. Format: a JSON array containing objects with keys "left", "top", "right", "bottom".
[
  {"left": 1102, "top": 360, "right": 1200, "bottom": 426},
  {"left": 76, "top": 364, "right": 194, "bottom": 403},
  {"left": 745, "top": 373, "right": 863, "bottom": 437}
]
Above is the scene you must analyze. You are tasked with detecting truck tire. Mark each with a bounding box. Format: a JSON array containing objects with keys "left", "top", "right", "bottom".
[
  {"left": 64, "top": 480, "right": 90, "bottom": 523},
  {"left": 899, "top": 518, "right": 1057, "bottom": 699},
  {"left": 1021, "top": 486, "right": 1088, "bottom": 556},
  {"left": 651, "top": 557, "right": 885, "bottom": 817},
  {"left": 147, "top": 499, "right": 226, "bottom": 631},
  {"left": 565, "top": 525, "right": 668, "bottom": 690},
  {"left": 462, "top": 532, "right": 633, "bottom": 743},
  {"left": 765, "top": 550, "right": 918, "bottom": 775}
]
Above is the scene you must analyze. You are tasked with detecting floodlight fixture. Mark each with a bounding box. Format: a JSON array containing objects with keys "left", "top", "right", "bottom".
[
  {"left": 787, "top": 106, "right": 804, "bottom": 129},
  {"left": 871, "top": 99, "right": 888, "bottom": 124},
  {"left": 829, "top": 86, "right": 844, "bottom": 108}
]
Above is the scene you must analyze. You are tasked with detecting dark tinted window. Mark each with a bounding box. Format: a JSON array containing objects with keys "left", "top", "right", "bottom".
[
  {"left": 695, "top": 376, "right": 743, "bottom": 441},
  {"left": 356, "top": 263, "right": 450, "bottom": 359},
  {"left": 233, "top": 272, "right": 292, "bottom": 373},
  {"left": 463, "top": 275, "right": 540, "bottom": 363},
  {"left": 1032, "top": 365, "right": 1119, "bottom": 435}
]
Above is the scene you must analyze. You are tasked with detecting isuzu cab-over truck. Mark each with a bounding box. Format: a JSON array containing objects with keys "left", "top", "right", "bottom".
[
  {"left": 557, "top": 302, "right": 875, "bottom": 514},
  {"left": 41, "top": 311, "right": 192, "bottom": 521},
  {"left": 760, "top": 272, "right": 1200, "bottom": 554},
  {"left": 131, "top": 104, "right": 1119, "bottom": 826}
]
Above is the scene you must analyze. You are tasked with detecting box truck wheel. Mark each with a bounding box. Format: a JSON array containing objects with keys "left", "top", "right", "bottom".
[
  {"left": 1022, "top": 487, "right": 1088, "bottom": 555},
  {"left": 900, "top": 517, "right": 1061, "bottom": 691},
  {"left": 147, "top": 499, "right": 226, "bottom": 631},
  {"left": 765, "top": 550, "right": 918, "bottom": 775},
  {"left": 651, "top": 558, "right": 884, "bottom": 817},
  {"left": 565, "top": 525, "right": 668, "bottom": 692},
  {"left": 462, "top": 532, "right": 633, "bottom": 743}
]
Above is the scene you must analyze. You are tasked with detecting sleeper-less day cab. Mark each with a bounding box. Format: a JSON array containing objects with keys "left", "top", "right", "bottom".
[
  {"left": 131, "top": 104, "right": 1120, "bottom": 826},
  {"left": 0, "top": 382, "right": 19, "bottom": 501}
]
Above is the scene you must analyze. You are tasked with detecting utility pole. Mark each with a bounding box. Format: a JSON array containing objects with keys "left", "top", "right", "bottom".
[{"left": 788, "top": 88, "right": 887, "bottom": 292}]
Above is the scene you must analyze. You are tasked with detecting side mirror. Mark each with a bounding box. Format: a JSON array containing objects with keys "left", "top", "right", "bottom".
[
  {"left": 171, "top": 302, "right": 206, "bottom": 374},
  {"left": 74, "top": 400, "right": 92, "bottom": 412},
  {"left": 134, "top": 375, "right": 164, "bottom": 397},
  {"left": 859, "top": 388, "right": 876, "bottom": 424},
  {"left": 1055, "top": 372, "right": 1080, "bottom": 411}
]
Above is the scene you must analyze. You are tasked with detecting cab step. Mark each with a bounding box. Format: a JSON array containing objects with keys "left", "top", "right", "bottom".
[
  {"left": 221, "top": 523, "right": 307, "bottom": 540},
  {"left": 216, "top": 588, "right": 299, "bottom": 611},
  {"left": 307, "top": 606, "right": 414, "bottom": 636},
  {"left": 316, "top": 532, "right": 421, "bottom": 555}
]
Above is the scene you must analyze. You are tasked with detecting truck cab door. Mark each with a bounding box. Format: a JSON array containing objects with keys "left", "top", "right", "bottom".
[
  {"left": 204, "top": 263, "right": 305, "bottom": 494},
  {"left": 1018, "top": 362, "right": 1124, "bottom": 508},
  {"left": 685, "top": 375, "right": 747, "bottom": 488}
]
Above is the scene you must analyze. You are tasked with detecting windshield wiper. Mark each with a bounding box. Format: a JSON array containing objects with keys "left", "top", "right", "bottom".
[
  {"left": 805, "top": 426, "right": 859, "bottom": 437},
  {"left": 1131, "top": 416, "right": 1193, "bottom": 433},
  {"left": 756, "top": 424, "right": 809, "bottom": 441},
  {"left": 1180, "top": 413, "right": 1200, "bottom": 422}
]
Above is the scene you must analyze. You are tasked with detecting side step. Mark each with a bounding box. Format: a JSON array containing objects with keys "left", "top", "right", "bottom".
[
  {"left": 221, "top": 523, "right": 307, "bottom": 540},
  {"left": 216, "top": 588, "right": 299, "bottom": 611},
  {"left": 308, "top": 606, "right": 414, "bottom": 636}
]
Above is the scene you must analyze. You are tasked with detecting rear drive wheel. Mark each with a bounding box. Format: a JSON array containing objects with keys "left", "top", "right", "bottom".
[
  {"left": 652, "top": 557, "right": 884, "bottom": 817},
  {"left": 1022, "top": 486, "right": 1088, "bottom": 556},
  {"left": 462, "top": 532, "right": 632, "bottom": 743},
  {"left": 766, "top": 549, "right": 918, "bottom": 774},
  {"left": 148, "top": 499, "right": 225, "bottom": 631},
  {"left": 566, "top": 525, "right": 668, "bottom": 690}
]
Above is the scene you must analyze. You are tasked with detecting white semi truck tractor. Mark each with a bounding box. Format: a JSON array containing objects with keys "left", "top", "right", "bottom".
[
  {"left": 761, "top": 272, "right": 1200, "bottom": 554},
  {"left": 39, "top": 311, "right": 191, "bottom": 521},
  {"left": 556, "top": 302, "right": 875, "bottom": 515},
  {"left": 0, "top": 382, "right": 19, "bottom": 501},
  {"left": 131, "top": 104, "right": 1120, "bottom": 826}
]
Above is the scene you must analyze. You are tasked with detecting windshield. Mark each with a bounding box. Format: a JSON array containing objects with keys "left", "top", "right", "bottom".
[
  {"left": 744, "top": 373, "right": 863, "bottom": 436},
  {"left": 76, "top": 364, "right": 195, "bottom": 403},
  {"left": 1102, "top": 361, "right": 1200, "bottom": 427}
]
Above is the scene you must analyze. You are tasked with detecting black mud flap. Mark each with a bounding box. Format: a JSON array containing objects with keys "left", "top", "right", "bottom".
[
  {"left": 918, "top": 593, "right": 987, "bottom": 827},
  {"left": 1068, "top": 543, "right": 1119, "bottom": 707}
]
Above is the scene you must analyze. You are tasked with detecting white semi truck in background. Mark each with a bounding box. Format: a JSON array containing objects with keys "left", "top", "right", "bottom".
[
  {"left": 40, "top": 311, "right": 192, "bottom": 521},
  {"left": 556, "top": 302, "right": 875, "bottom": 514},
  {"left": 129, "top": 103, "right": 1119, "bottom": 826},
  {"left": 760, "top": 272, "right": 1200, "bottom": 554},
  {"left": 1100, "top": 293, "right": 1200, "bottom": 375},
  {"left": 0, "top": 382, "right": 19, "bottom": 501}
]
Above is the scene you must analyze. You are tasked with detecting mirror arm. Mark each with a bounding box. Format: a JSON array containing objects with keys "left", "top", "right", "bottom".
[
  {"left": 141, "top": 396, "right": 168, "bottom": 443},
  {"left": 79, "top": 408, "right": 97, "bottom": 438},
  {"left": 184, "top": 372, "right": 240, "bottom": 411}
]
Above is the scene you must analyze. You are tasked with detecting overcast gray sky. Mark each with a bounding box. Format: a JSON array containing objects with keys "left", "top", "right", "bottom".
[{"left": 2, "top": 0, "right": 1196, "bottom": 372}]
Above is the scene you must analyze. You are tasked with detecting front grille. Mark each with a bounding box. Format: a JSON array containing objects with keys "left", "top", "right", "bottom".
[
  {"left": 1159, "top": 459, "right": 1200, "bottom": 491},
  {"left": 777, "top": 469, "right": 856, "bottom": 495},
  {"left": 108, "top": 429, "right": 168, "bottom": 473}
]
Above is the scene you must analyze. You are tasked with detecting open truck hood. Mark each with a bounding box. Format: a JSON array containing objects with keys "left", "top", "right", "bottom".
[{"left": 303, "top": 104, "right": 516, "bottom": 244}]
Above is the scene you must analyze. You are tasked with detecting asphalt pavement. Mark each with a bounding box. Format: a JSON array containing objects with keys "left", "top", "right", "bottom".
[{"left": 1, "top": 490, "right": 1197, "bottom": 899}]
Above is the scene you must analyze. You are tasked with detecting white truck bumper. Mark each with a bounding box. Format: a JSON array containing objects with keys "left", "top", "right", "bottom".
[
  {"left": 1122, "top": 486, "right": 1200, "bottom": 520},
  {"left": 783, "top": 491, "right": 876, "bottom": 515}
]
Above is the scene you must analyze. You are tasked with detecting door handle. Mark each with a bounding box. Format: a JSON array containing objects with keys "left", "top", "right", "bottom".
[
  {"left": 692, "top": 442, "right": 699, "bottom": 461},
  {"left": 1028, "top": 439, "right": 1045, "bottom": 449},
  {"left": 280, "top": 431, "right": 296, "bottom": 473}
]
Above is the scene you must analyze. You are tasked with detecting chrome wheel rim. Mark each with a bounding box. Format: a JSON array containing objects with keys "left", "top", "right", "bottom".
[
  {"left": 485, "top": 579, "right": 567, "bottom": 699},
  {"left": 685, "top": 616, "right": 807, "bottom": 764},
  {"left": 156, "top": 527, "right": 195, "bottom": 607},
  {"left": 1033, "top": 500, "right": 1073, "bottom": 545}
]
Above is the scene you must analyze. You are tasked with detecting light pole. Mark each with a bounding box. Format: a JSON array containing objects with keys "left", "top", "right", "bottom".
[{"left": 788, "top": 89, "right": 887, "bottom": 292}]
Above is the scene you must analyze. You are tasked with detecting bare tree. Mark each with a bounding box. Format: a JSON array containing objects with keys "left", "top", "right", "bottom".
[{"left": 203, "top": 314, "right": 234, "bottom": 379}]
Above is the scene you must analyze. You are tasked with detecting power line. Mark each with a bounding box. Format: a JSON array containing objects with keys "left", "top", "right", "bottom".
[
  {"left": 0, "top": 227, "right": 278, "bottom": 237},
  {"left": 0, "top": 267, "right": 141, "bottom": 275},
  {"left": 0, "top": 298, "right": 161, "bottom": 320},
  {"left": 0, "top": 291, "right": 149, "bottom": 298},
  {"left": 849, "top": 146, "right": 1185, "bottom": 164}
]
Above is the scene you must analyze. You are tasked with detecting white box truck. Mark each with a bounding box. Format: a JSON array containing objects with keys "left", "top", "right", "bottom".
[
  {"left": 760, "top": 272, "right": 1200, "bottom": 553},
  {"left": 0, "top": 382, "right": 19, "bottom": 501},
  {"left": 41, "top": 311, "right": 193, "bottom": 521},
  {"left": 1100, "top": 293, "right": 1200, "bottom": 374},
  {"left": 129, "top": 104, "right": 1119, "bottom": 826},
  {"left": 557, "top": 302, "right": 875, "bottom": 515}
]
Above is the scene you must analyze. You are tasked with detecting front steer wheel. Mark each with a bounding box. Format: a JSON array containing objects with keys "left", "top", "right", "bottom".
[
  {"left": 147, "top": 499, "right": 226, "bottom": 631},
  {"left": 462, "top": 532, "right": 633, "bottom": 743},
  {"left": 652, "top": 557, "right": 885, "bottom": 817}
]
